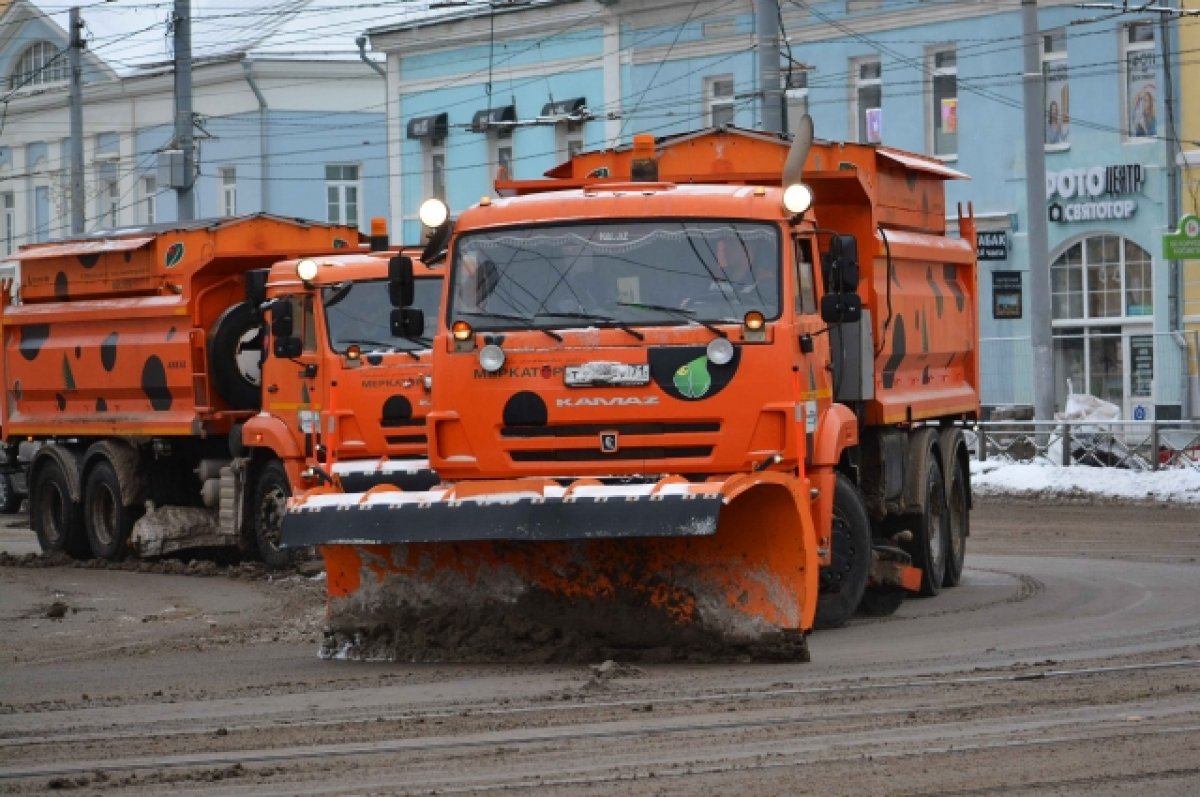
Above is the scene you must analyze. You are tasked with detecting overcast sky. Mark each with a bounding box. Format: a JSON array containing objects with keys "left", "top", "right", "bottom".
[{"left": 40, "top": 0, "right": 466, "bottom": 74}]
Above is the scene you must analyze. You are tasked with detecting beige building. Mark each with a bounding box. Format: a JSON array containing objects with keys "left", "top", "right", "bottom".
[{"left": 1179, "top": 11, "right": 1199, "bottom": 412}]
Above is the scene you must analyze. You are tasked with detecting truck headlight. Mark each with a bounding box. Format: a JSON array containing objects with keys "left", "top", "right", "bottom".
[
  {"left": 478, "top": 343, "right": 505, "bottom": 372},
  {"left": 706, "top": 337, "right": 734, "bottom": 366}
]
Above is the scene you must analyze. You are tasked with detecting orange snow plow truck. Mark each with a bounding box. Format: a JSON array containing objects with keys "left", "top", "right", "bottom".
[
  {"left": 284, "top": 120, "right": 979, "bottom": 654},
  {"left": 0, "top": 214, "right": 440, "bottom": 568}
]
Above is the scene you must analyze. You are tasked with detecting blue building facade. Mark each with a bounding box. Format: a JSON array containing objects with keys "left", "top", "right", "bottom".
[{"left": 371, "top": 0, "right": 1192, "bottom": 419}]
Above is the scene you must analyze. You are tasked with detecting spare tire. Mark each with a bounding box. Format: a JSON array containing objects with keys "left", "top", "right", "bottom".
[{"left": 209, "top": 302, "right": 264, "bottom": 410}]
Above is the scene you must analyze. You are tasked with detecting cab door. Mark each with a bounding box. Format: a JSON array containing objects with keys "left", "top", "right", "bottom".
[{"left": 262, "top": 293, "right": 329, "bottom": 466}]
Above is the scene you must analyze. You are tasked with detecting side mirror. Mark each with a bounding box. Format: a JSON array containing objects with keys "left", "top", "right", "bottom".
[
  {"left": 829, "top": 234, "right": 860, "bottom": 291},
  {"left": 390, "top": 307, "right": 425, "bottom": 338},
  {"left": 421, "top": 219, "right": 454, "bottom": 265},
  {"left": 245, "top": 269, "right": 268, "bottom": 310},
  {"left": 388, "top": 255, "right": 415, "bottom": 307},
  {"left": 820, "top": 292, "right": 863, "bottom": 324},
  {"left": 270, "top": 300, "right": 294, "bottom": 338},
  {"left": 273, "top": 336, "right": 303, "bottom": 359}
]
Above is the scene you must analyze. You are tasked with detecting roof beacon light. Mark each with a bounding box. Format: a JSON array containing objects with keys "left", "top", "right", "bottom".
[
  {"left": 419, "top": 198, "right": 449, "bottom": 228},
  {"left": 783, "top": 183, "right": 813, "bottom": 215},
  {"left": 296, "top": 259, "right": 319, "bottom": 283}
]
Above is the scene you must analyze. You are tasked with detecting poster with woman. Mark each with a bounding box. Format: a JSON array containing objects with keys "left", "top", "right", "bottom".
[
  {"left": 1043, "top": 61, "right": 1069, "bottom": 145},
  {"left": 1127, "top": 49, "right": 1157, "bottom": 137}
]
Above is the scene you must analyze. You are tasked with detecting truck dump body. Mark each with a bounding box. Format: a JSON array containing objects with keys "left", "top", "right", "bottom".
[{"left": 2, "top": 215, "right": 362, "bottom": 439}]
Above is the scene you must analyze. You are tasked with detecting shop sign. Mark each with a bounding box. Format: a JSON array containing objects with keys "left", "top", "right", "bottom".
[
  {"left": 1046, "top": 163, "right": 1143, "bottom": 224},
  {"left": 1163, "top": 214, "right": 1200, "bottom": 260},
  {"left": 992, "top": 270, "right": 1022, "bottom": 319},
  {"left": 976, "top": 231, "right": 1008, "bottom": 260}
]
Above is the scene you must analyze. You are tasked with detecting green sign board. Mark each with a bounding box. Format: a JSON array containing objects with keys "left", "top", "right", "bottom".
[{"left": 1163, "top": 214, "right": 1200, "bottom": 260}]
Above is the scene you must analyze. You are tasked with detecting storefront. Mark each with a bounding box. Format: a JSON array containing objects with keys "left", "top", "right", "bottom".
[{"left": 1045, "top": 162, "right": 1171, "bottom": 420}]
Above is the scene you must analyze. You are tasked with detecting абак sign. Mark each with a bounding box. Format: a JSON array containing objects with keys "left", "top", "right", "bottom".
[{"left": 976, "top": 231, "right": 1008, "bottom": 261}]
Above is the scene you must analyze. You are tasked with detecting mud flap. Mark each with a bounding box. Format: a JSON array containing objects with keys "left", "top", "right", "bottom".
[{"left": 286, "top": 473, "right": 820, "bottom": 652}]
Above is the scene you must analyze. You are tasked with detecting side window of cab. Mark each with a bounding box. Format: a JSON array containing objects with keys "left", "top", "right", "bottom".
[{"left": 794, "top": 238, "right": 817, "bottom": 315}]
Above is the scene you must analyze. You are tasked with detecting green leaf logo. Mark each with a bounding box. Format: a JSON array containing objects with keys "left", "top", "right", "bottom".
[
  {"left": 673, "top": 355, "right": 712, "bottom": 399},
  {"left": 165, "top": 242, "right": 185, "bottom": 269}
]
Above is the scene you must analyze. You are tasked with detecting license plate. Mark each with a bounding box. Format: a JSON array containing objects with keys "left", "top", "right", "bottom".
[{"left": 564, "top": 361, "right": 650, "bottom": 386}]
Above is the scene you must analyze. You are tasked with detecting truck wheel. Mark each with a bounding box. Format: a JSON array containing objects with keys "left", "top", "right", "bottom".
[
  {"left": 209, "top": 302, "right": 264, "bottom": 411},
  {"left": 0, "top": 472, "right": 22, "bottom": 514},
  {"left": 943, "top": 457, "right": 969, "bottom": 587},
  {"left": 251, "top": 461, "right": 295, "bottom": 570},
  {"left": 32, "top": 460, "right": 88, "bottom": 558},
  {"left": 814, "top": 473, "right": 871, "bottom": 629},
  {"left": 904, "top": 457, "right": 949, "bottom": 597},
  {"left": 83, "top": 460, "right": 137, "bottom": 561}
]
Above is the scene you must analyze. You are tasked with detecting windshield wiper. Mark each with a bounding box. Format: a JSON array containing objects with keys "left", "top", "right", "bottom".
[
  {"left": 534, "top": 311, "right": 645, "bottom": 341},
  {"left": 615, "top": 302, "right": 727, "bottom": 338},
  {"left": 457, "top": 310, "right": 562, "bottom": 342}
]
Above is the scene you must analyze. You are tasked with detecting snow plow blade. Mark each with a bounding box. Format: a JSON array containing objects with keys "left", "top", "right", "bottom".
[{"left": 284, "top": 473, "right": 819, "bottom": 660}]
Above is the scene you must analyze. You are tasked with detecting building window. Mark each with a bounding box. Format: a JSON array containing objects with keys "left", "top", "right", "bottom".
[
  {"left": 1052, "top": 236, "right": 1152, "bottom": 321},
  {"left": 930, "top": 48, "right": 957, "bottom": 157},
  {"left": 8, "top": 42, "right": 69, "bottom": 91},
  {"left": 705, "top": 75, "right": 735, "bottom": 127},
  {"left": 1042, "top": 30, "right": 1069, "bottom": 147},
  {"left": 556, "top": 121, "right": 585, "bottom": 163},
  {"left": 1, "top": 193, "right": 14, "bottom": 255},
  {"left": 96, "top": 163, "right": 119, "bottom": 229},
  {"left": 325, "top": 164, "right": 360, "bottom": 227},
  {"left": 785, "top": 69, "right": 809, "bottom": 138},
  {"left": 141, "top": 176, "right": 157, "bottom": 225},
  {"left": 426, "top": 144, "right": 446, "bottom": 205},
  {"left": 34, "top": 186, "right": 50, "bottom": 243},
  {"left": 219, "top": 167, "right": 237, "bottom": 217},
  {"left": 489, "top": 132, "right": 514, "bottom": 182},
  {"left": 853, "top": 58, "right": 882, "bottom": 144},
  {"left": 1122, "top": 22, "right": 1157, "bottom": 139}
]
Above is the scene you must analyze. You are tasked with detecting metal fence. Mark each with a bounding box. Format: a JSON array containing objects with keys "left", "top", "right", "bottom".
[
  {"left": 979, "top": 330, "right": 1199, "bottom": 413},
  {"left": 972, "top": 420, "right": 1200, "bottom": 472}
]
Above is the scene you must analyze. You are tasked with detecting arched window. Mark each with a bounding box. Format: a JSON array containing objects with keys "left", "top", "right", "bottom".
[
  {"left": 1050, "top": 234, "right": 1154, "bottom": 415},
  {"left": 1050, "top": 234, "right": 1152, "bottom": 320},
  {"left": 9, "top": 42, "right": 69, "bottom": 91}
]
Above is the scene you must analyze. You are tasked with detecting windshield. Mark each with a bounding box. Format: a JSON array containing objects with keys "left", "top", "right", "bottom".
[
  {"left": 449, "top": 221, "right": 780, "bottom": 330},
  {"left": 323, "top": 277, "right": 441, "bottom": 353}
]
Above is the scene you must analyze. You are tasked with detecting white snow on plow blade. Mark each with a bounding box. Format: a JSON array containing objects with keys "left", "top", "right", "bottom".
[{"left": 295, "top": 481, "right": 716, "bottom": 510}]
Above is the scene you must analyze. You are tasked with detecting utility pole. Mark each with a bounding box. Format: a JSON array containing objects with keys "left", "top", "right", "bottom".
[
  {"left": 1021, "top": 0, "right": 1055, "bottom": 421},
  {"left": 755, "top": 0, "right": 783, "bottom": 134},
  {"left": 1159, "top": 10, "right": 1180, "bottom": 333},
  {"left": 68, "top": 7, "right": 85, "bottom": 234},
  {"left": 173, "top": 0, "right": 195, "bottom": 220}
]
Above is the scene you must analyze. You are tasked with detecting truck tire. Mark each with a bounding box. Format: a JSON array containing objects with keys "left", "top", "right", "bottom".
[
  {"left": 903, "top": 456, "right": 949, "bottom": 597},
  {"left": 83, "top": 460, "right": 138, "bottom": 561},
  {"left": 814, "top": 473, "right": 872, "bottom": 629},
  {"left": 0, "top": 472, "right": 22, "bottom": 514},
  {"left": 209, "top": 302, "right": 264, "bottom": 411},
  {"left": 943, "top": 456, "right": 969, "bottom": 587},
  {"left": 32, "top": 460, "right": 89, "bottom": 558},
  {"left": 251, "top": 460, "right": 295, "bottom": 570}
]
